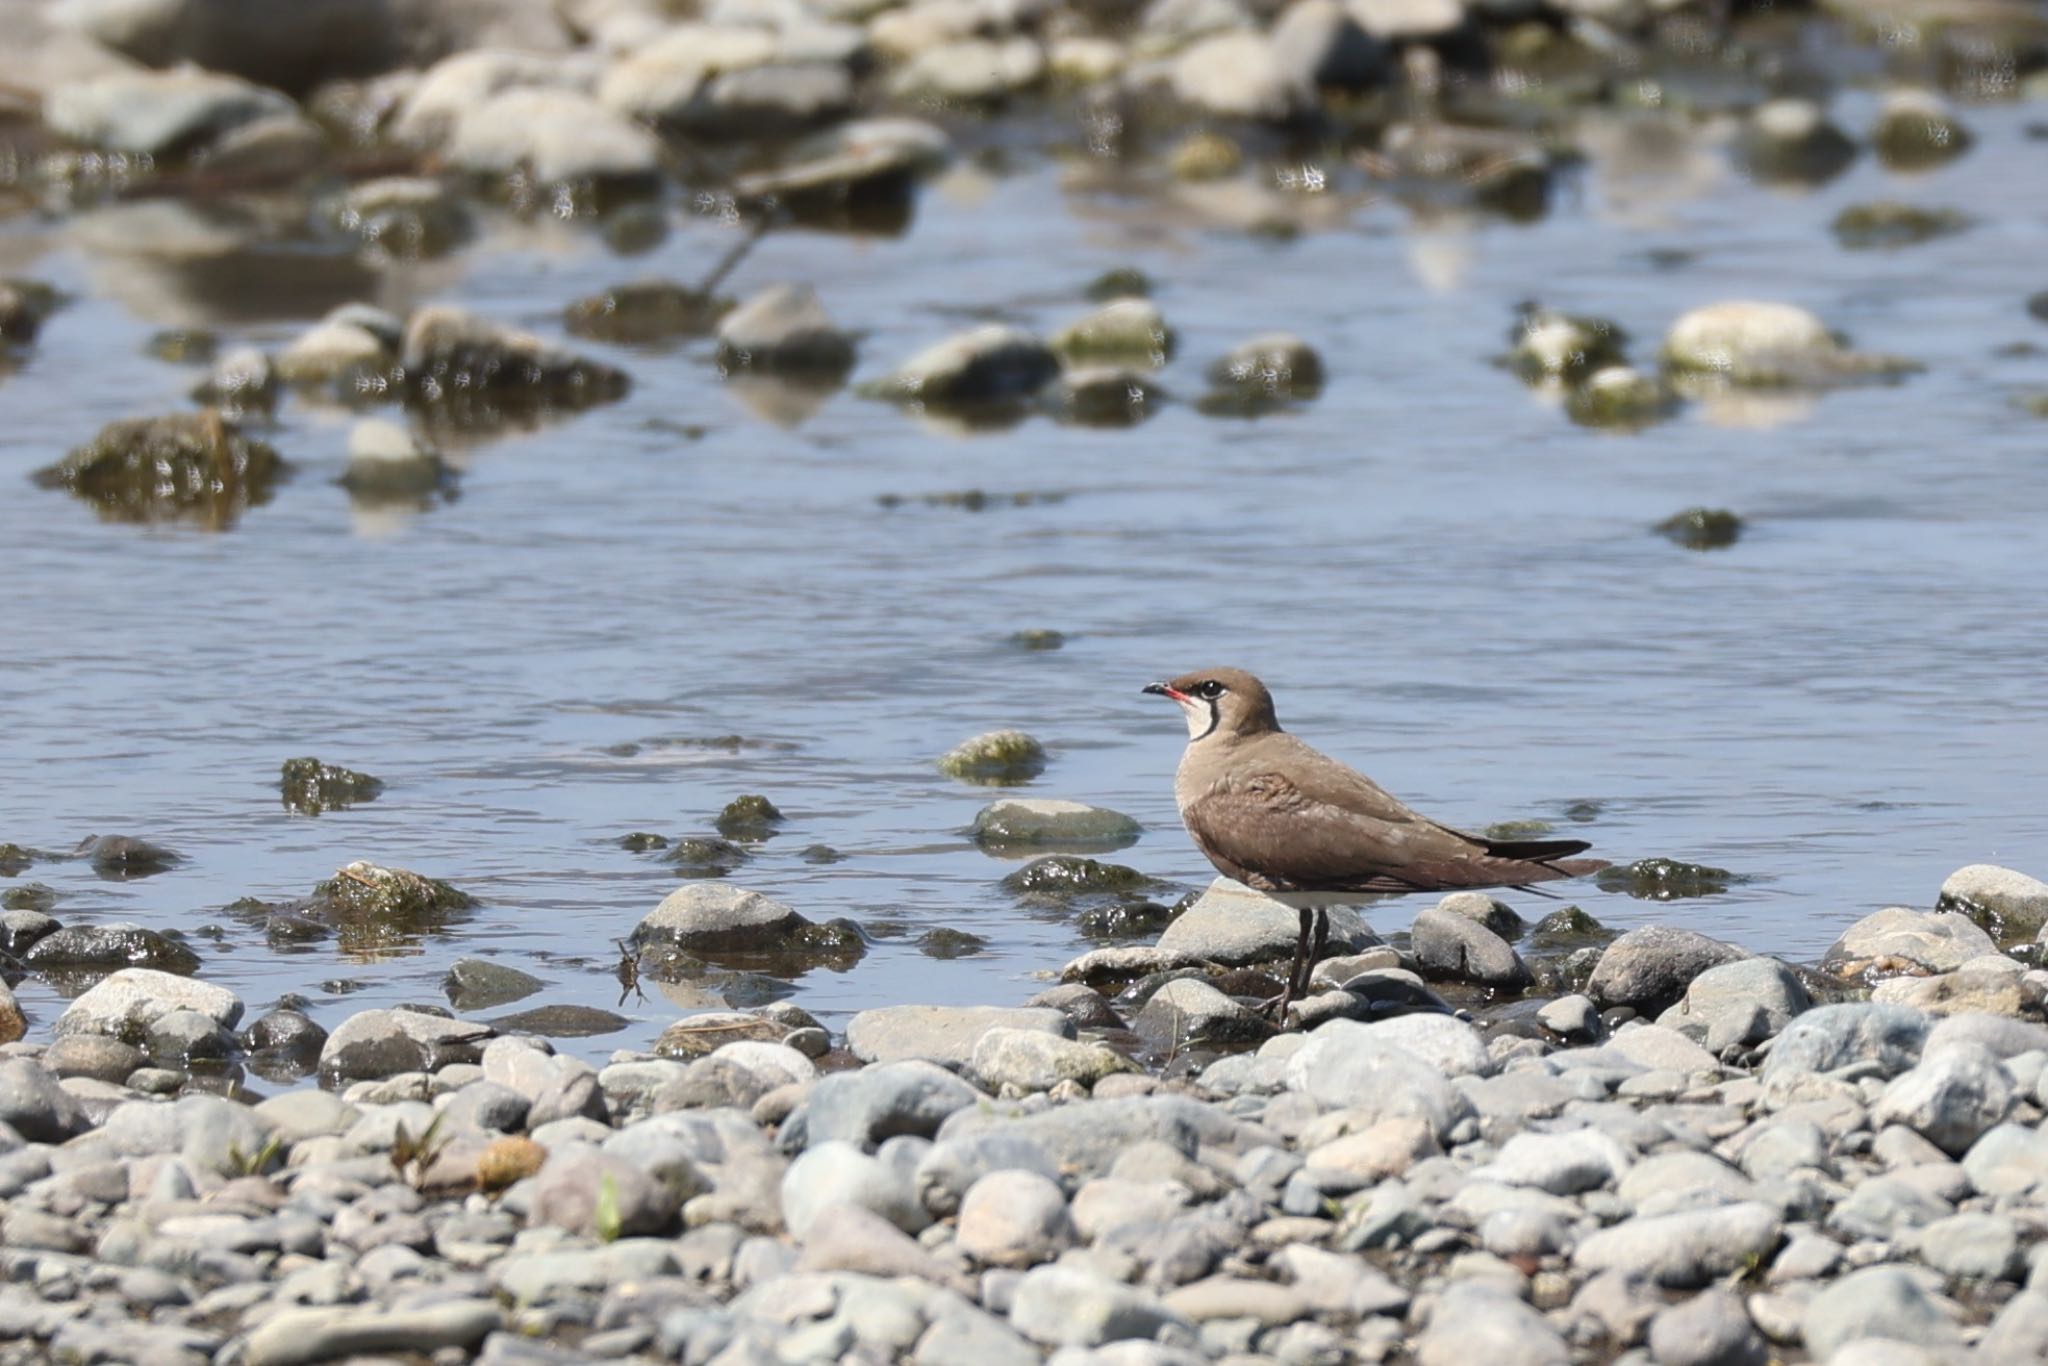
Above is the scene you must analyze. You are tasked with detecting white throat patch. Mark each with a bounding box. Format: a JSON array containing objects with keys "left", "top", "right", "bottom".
[{"left": 1179, "top": 698, "right": 1217, "bottom": 741}]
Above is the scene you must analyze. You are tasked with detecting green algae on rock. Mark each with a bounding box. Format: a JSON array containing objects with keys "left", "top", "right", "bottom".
[
  {"left": 33, "top": 412, "right": 287, "bottom": 529},
  {"left": 1596, "top": 857, "right": 1744, "bottom": 900},
  {"left": 280, "top": 757, "right": 385, "bottom": 815},
  {"left": 1656, "top": 507, "right": 1744, "bottom": 551},
  {"left": 1009, "top": 629, "right": 1065, "bottom": 651},
  {"left": 1085, "top": 267, "right": 1152, "bottom": 301},
  {"left": 715, "top": 795, "right": 785, "bottom": 841},
  {"left": 399, "top": 306, "right": 631, "bottom": 432},
  {"left": 939, "top": 730, "right": 1047, "bottom": 785},
  {"left": 1564, "top": 366, "right": 1676, "bottom": 431},
  {"left": 661, "top": 836, "right": 752, "bottom": 878},
  {"left": 231, "top": 860, "right": 481, "bottom": 957},
  {"left": 1508, "top": 308, "right": 1628, "bottom": 383},
  {"left": 971, "top": 799, "right": 1141, "bottom": 852},
  {"left": 1832, "top": 202, "right": 1970, "bottom": 250},
  {"left": 1871, "top": 89, "right": 1974, "bottom": 171},
  {"left": 1199, "top": 333, "right": 1325, "bottom": 416},
  {"left": 1661, "top": 301, "right": 1920, "bottom": 388},
  {"left": 1001, "top": 855, "right": 1158, "bottom": 900},
  {"left": 917, "top": 927, "right": 990, "bottom": 959},
  {"left": 1050, "top": 299, "right": 1176, "bottom": 369}
]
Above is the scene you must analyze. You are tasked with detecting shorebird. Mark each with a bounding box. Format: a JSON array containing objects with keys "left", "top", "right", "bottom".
[{"left": 1144, "top": 667, "right": 1606, "bottom": 1015}]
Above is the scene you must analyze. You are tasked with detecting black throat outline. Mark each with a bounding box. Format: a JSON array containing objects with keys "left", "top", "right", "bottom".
[{"left": 1192, "top": 699, "right": 1220, "bottom": 742}]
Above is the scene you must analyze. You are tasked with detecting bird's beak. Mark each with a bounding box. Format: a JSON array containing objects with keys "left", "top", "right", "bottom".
[{"left": 1143, "top": 682, "right": 1189, "bottom": 702}]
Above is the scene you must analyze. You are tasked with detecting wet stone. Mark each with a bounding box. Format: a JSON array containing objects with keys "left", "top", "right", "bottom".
[
  {"left": 714, "top": 794, "right": 785, "bottom": 840},
  {"left": 279, "top": 756, "right": 385, "bottom": 815},
  {"left": 1657, "top": 507, "right": 1743, "bottom": 550},
  {"left": 1832, "top": 202, "right": 1971, "bottom": 250},
  {"left": 32, "top": 415, "right": 285, "bottom": 530},
  {"left": 633, "top": 883, "right": 861, "bottom": 970},
  {"left": 26, "top": 922, "right": 201, "bottom": 975},
  {"left": 939, "top": 729, "right": 1048, "bottom": 784},
  {"left": 1508, "top": 308, "right": 1628, "bottom": 382},
  {"left": 659, "top": 835, "right": 751, "bottom": 877},
  {"left": 565, "top": 280, "right": 731, "bottom": 344},
  {"left": 1200, "top": 333, "right": 1325, "bottom": 414},
  {"left": 1938, "top": 863, "right": 2048, "bottom": 940},
  {"left": 715, "top": 285, "right": 855, "bottom": 378},
  {"left": 871, "top": 327, "right": 1060, "bottom": 410},
  {"left": 972, "top": 798, "right": 1141, "bottom": 852},
  {"left": 444, "top": 958, "right": 546, "bottom": 1011},
  {"left": 340, "top": 421, "right": 454, "bottom": 504}
]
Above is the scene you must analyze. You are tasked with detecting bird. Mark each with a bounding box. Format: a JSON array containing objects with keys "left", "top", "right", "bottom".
[{"left": 1143, "top": 667, "right": 1607, "bottom": 1017}]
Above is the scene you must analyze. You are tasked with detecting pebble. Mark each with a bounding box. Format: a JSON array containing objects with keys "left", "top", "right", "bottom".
[
  {"left": 845, "top": 1005, "right": 1072, "bottom": 1067},
  {"left": 1801, "top": 1264, "right": 1964, "bottom": 1360},
  {"left": 957, "top": 1169, "right": 1075, "bottom": 1266}
]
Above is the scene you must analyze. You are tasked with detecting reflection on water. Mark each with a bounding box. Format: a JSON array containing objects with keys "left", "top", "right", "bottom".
[{"left": 3, "top": 99, "right": 2048, "bottom": 1071}]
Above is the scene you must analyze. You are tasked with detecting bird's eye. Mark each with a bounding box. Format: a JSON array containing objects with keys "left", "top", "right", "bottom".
[{"left": 1195, "top": 680, "right": 1225, "bottom": 699}]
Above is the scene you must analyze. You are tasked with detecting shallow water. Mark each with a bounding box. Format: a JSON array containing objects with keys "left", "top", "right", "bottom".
[{"left": 5, "top": 94, "right": 2048, "bottom": 1066}]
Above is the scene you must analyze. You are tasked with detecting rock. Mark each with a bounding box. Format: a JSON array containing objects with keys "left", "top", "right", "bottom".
[
  {"left": 1802, "top": 1265, "right": 1963, "bottom": 1359},
  {"left": 239, "top": 1300, "right": 504, "bottom": 1366},
  {"left": 1647, "top": 1288, "right": 1765, "bottom": 1366},
  {"left": 713, "top": 795, "right": 784, "bottom": 841},
  {"left": 1832, "top": 202, "right": 1971, "bottom": 251},
  {"left": 874, "top": 328, "right": 1060, "bottom": 409},
  {"left": 1416, "top": 1281, "right": 1570, "bottom": 1365},
  {"left": 939, "top": 1094, "right": 1264, "bottom": 1181},
  {"left": 794, "top": 1199, "right": 959, "bottom": 1283},
  {"left": 399, "top": 306, "right": 630, "bottom": 420},
  {"left": 334, "top": 175, "right": 471, "bottom": 259},
  {"left": 1661, "top": 301, "right": 1916, "bottom": 387},
  {"left": 1873, "top": 967, "right": 2027, "bottom": 1016},
  {"left": 1596, "top": 858, "right": 1739, "bottom": 899},
  {"left": 193, "top": 345, "right": 277, "bottom": 414},
  {"left": 439, "top": 86, "right": 660, "bottom": 186},
  {"left": 1915, "top": 1211, "right": 2022, "bottom": 1281},
  {"left": 715, "top": 284, "right": 854, "bottom": 378},
  {"left": 1567, "top": 367, "right": 1678, "bottom": 429},
  {"left": 1538, "top": 994, "right": 1602, "bottom": 1042},
  {"left": 1872, "top": 1044, "right": 2015, "bottom": 1156},
  {"left": 1305, "top": 1116, "right": 1436, "bottom": 1184},
  {"left": 971, "top": 799, "right": 1141, "bottom": 851},
  {"left": 1202, "top": 333, "right": 1324, "bottom": 411},
  {"left": 1981, "top": 1291, "right": 2048, "bottom": 1362},
  {"left": 1271, "top": 0, "right": 1387, "bottom": 90},
  {"left": 846, "top": 1005, "right": 1071, "bottom": 1068},
  {"left": 1508, "top": 308, "right": 1628, "bottom": 383},
  {"left": 1760, "top": 1003, "right": 1929, "bottom": 1093},
  {"left": 1004, "top": 856, "right": 1160, "bottom": 904},
  {"left": 1050, "top": 299, "right": 1175, "bottom": 369},
  {"left": 277, "top": 318, "right": 395, "bottom": 387},
  {"left": 1822, "top": 907, "right": 1997, "bottom": 979},
  {"left": 781, "top": 1139, "right": 928, "bottom": 1239},
  {"left": 529, "top": 1142, "right": 679, "bottom": 1237},
  {"left": 1923, "top": 1013, "right": 2048, "bottom": 1060},
  {"left": 320, "top": 1008, "right": 493, "bottom": 1079},
  {"left": 889, "top": 37, "right": 1043, "bottom": 101},
  {"left": 1961, "top": 1123, "right": 2048, "bottom": 1196},
  {"left": 27, "top": 924, "right": 201, "bottom": 975},
  {"left": 633, "top": 884, "right": 860, "bottom": 968},
  {"left": 0, "top": 1058, "right": 90, "bottom": 1142},
  {"left": 1168, "top": 32, "right": 1311, "bottom": 121},
  {"left": 1155, "top": 877, "right": 1376, "bottom": 967},
  {"left": 1736, "top": 98, "right": 1857, "bottom": 185},
  {"left": 339, "top": 420, "right": 453, "bottom": 502},
  {"left": 1872, "top": 89, "right": 1973, "bottom": 171},
  {"left": 54, "top": 967, "right": 241, "bottom": 1040},
  {"left": 1135, "top": 978, "right": 1276, "bottom": 1047},
  {"left": 279, "top": 756, "right": 385, "bottom": 815},
  {"left": 728, "top": 117, "right": 952, "bottom": 222},
  {"left": 444, "top": 958, "right": 546, "bottom": 1011},
  {"left": 0, "top": 906, "right": 59, "bottom": 952},
  {"left": 1939, "top": 864, "right": 2048, "bottom": 940},
  {"left": 43, "top": 1033, "right": 143, "bottom": 1081},
  {"left": 565, "top": 280, "right": 729, "bottom": 344},
  {"left": 99, "top": 1093, "right": 276, "bottom": 1177},
  {"left": 148, "top": 1007, "right": 237, "bottom": 1062},
  {"left": 1573, "top": 1203, "right": 1782, "bottom": 1288},
  {"left": 1349, "top": 0, "right": 1466, "bottom": 40},
  {"left": 33, "top": 412, "right": 286, "bottom": 528},
  {"left": 1656, "top": 507, "right": 1743, "bottom": 551},
  {"left": 45, "top": 68, "right": 296, "bottom": 157},
  {"left": 1057, "top": 366, "right": 1163, "bottom": 428},
  {"left": 1410, "top": 906, "right": 1531, "bottom": 988},
  {"left": 1008, "top": 1264, "right": 1190, "bottom": 1347},
  {"left": 1475, "top": 1129, "right": 1629, "bottom": 1194},
  {"left": 914, "top": 1130, "right": 1062, "bottom": 1217},
  {"left": 1588, "top": 927, "right": 1749, "bottom": 1013},
  {"left": 958, "top": 1169, "right": 1074, "bottom": 1266},
  {"left": 972, "top": 1027, "right": 1135, "bottom": 1092},
  {"left": 1284, "top": 1022, "right": 1474, "bottom": 1140},
  {"left": 1657, "top": 957, "right": 1810, "bottom": 1052}
]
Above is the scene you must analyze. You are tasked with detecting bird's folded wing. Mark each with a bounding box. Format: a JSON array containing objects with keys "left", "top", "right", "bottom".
[{"left": 1183, "top": 774, "right": 1496, "bottom": 893}]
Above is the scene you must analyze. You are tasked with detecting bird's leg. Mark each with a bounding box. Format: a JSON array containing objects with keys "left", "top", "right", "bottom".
[
  {"left": 1263, "top": 906, "right": 1316, "bottom": 1023},
  {"left": 1293, "top": 907, "right": 1330, "bottom": 1002}
]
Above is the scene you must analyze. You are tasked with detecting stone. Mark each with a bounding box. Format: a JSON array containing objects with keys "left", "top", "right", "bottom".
[
  {"left": 1873, "top": 967, "right": 2027, "bottom": 1016},
  {"left": 1802, "top": 1265, "right": 1963, "bottom": 1360},
  {"left": 915, "top": 1130, "right": 1062, "bottom": 1217},
  {"left": 1608, "top": 1023, "right": 1721, "bottom": 1074},
  {"left": 1573, "top": 1202, "right": 1782, "bottom": 1288},
  {"left": 441, "top": 87, "right": 660, "bottom": 185},
  {"left": 781, "top": 1140, "right": 929, "bottom": 1239},
  {"left": 1822, "top": 907, "right": 1997, "bottom": 979},
  {"left": 1008, "top": 1264, "right": 1190, "bottom": 1347},
  {"left": 1155, "top": 877, "right": 1377, "bottom": 966},
  {"left": 444, "top": 958, "right": 546, "bottom": 1011},
  {"left": 938, "top": 1094, "right": 1264, "bottom": 1181},
  {"left": 795, "top": 1199, "right": 959, "bottom": 1283},
  {"left": 972, "top": 1027, "right": 1136, "bottom": 1092},
  {"left": 1658, "top": 958, "right": 1810, "bottom": 1049},
  {"left": 1348, "top": 0, "right": 1466, "bottom": 40},
  {"left": 277, "top": 319, "right": 393, "bottom": 386},
  {"left": 1940, "top": 864, "right": 2048, "bottom": 939},
  {"left": 1762, "top": 1003, "right": 1930, "bottom": 1097},
  {"left": 45, "top": 67, "right": 296, "bottom": 157},
  {"left": 42, "top": 1033, "right": 144, "bottom": 1082},
  {"left": 1304, "top": 1116, "right": 1435, "bottom": 1184},
  {"left": 1350, "top": 1014, "right": 1493, "bottom": 1076},
  {"left": 846, "top": 1005, "right": 1071, "bottom": 1068},
  {"left": 873, "top": 327, "right": 1060, "bottom": 408},
  {"left": 1961, "top": 1123, "right": 2048, "bottom": 1196},
  {"left": 1050, "top": 299, "right": 1174, "bottom": 369},
  {"left": 279, "top": 756, "right": 385, "bottom": 815},
  {"left": 1410, "top": 906, "right": 1530, "bottom": 988},
  {"left": 1872, "top": 89, "right": 1974, "bottom": 171},
  {"left": 1588, "top": 927, "right": 1749, "bottom": 1012},
  {"left": 889, "top": 36, "right": 1043, "bottom": 101},
  {"left": 1980, "top": 1291, "right": 2048, "bottom": 1362},
  {"left": 55, "top": 968, "right": 242, "bottom": 1040},
  {"left": 1284, "top": 1022, "right": 1474, "bottom": 1140},
  {"left": 715, "top": 284, "right": 854, "bottom": 377},
  {"left": 239, "top": 1299, "right": 504, "bottom": 1366},
  {"left": 1476, "top": 1129, "right": 1629, "bottom": 1194},
  {"left": 1538, "top": 994, "right": 1602, "bottom": 1041},
  {"left": 0, "top": 1059, "right": 90, "bottom": 1142},
  {"left": 1270, "top": 0, "right": 1387, "bottom": 90},
  {"left": 1618, "top": 1150, "right": 1755, "bottom": 1215},
  {"left": 27, "top": 923, "right": 201, "bottom": 974},
  {"left": 1415, "top": 1281, "right": 1569, "bottom": 1365},
  {"left": 1135, "top": 979, "right": 1275, "bottom": 1048},
  {"left": 1872, "top": 1043, "right": 2015, "bottom": 1156},
  {"left": 340, "top": 420, "right": 452, "bottom": 501},
  {"left": 98, "top": 1093, "right": 277, "bottom": 1178},
  {"left": 799, "top": 1060, "right": 987, "bottom": 1150},
  {"left": 971, "top": 799, "right": 1141, "bottom": 851},
  {"left": 1915, "top": 1211, "right": 2022, "bottom": 1281},
  {"left": 1661, "top": 300, "right": 1914, "bottom": 387},
  {"left": 957, "top": 1169, "right": 1074, "bottom": 1266},
  {"left": 529, "top": 1142, "right": 679, "bottom": 1237},
  {"left": 1647, "top": 1288, "right": 1764, "bottom": 1366},
  {"left": 320, "top": 1008, "right": 494, "bottom": 1080}
]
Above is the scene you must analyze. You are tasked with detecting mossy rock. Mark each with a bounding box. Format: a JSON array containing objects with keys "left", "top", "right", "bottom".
[
  {"left": 1831, "top": 202, "right": 1970, "bottom": 250},
  {"left": 33, "top": 412, "right": 287, "bottom": 529},
  {"left": 1169, "top": 131, "right": 1242, "bottom": 182},
  {"left": 1655, "top": 507, "right": 1743, "bottom": 551},
  {"left": 1, "top": 882, "right": 58, "bottom": 912},
  {"left": 1008, "top": 629, "right": 1065, "bottom": 651},
  {"left": 145, "top": 329, "right": 219, "bottom": 364},
  {"left": 1001, "top": 855, "right": 1157, "bottom": 900},
  {"left": 273, "top": 861, "right": 482, "bottom": 955},
  {"left": 1526, "top": 905, "right": 1612, "bottom": 952},
  {"left": 1076, "top": 898, "right": 1179, "bottom": 941},
  {"left": 1485, "top": 819, "right": 1556, "bottom": 841},
  {"left": 1085, "top": 267, "right": 1152, "bottom": 301},
  {"left": 662, "top": 836, "right": 751, "bottom": 878},
  {"left": 1594, "top": 857, "right": 1742, "bottom": 900},
  {"left": 1508, "top": 308, "right": 1628, "bottom": 383},
  {"left": 280, "top": 757, "right": 385, "bottom": 815},
  {"left": 916, "top": 927, "right": 989, "bottom": 959},
  {"left": 1872, "top": 92, "right": 1973, "bottom": 171},
  {"left": 1565, "top": 367, "right": 1675, "bottom": 431},
  {"left": 0, "top": 843, "right": 37, "bottom": 877},
  {"left": 618, "top": 831, "right": 669, "bottom": 852},
  {"left": 938, "top": 730, "right": 1047, "bottom": 786},
  {"left": 1050, "top": 300, "right": 1175, "bottom": 369},
  {"left": 1059, "top": 367, "right": 1164, "bottom": 427},
  {"left": 715, "top": 795, "right": 785, "bottom": 841}
]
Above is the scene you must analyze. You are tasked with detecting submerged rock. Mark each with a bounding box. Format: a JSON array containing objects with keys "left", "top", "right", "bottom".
[
  {"left": 715, "top": 795, "right": 785, "bottom": 840},
  {"left": 1200, "top": 333, "right": 1325, "bottom": 415},
  {"left": 715, "top": 284, "right": 855, "bottom": 379},
  {"left": 1596, "top": 857, "right": 1739, "bottom": 899},
  {"left": 33, "top": 412, "right": 286, "bottom": 529},
  {"left": 1832, "top": 202, "right": 1971, "bottom": 250},
  {"left": 939, "top": 729, "right": 1047, "bottom": 784},
  {"left": 564, "top": 281, "right": 731, "bottom": 344},
  {"left": 280, "top": 756, "right": 385, "bottom": 814},
  {"left": 1058, "top": 367, "right": 1164, "bottom": 427},
  {"left": 1564, "top": 366, "right": 1676, "bottom": 431},
  {"left": 1872, "top": 89, "right": 1973, "bottom": 171},
  {"left": 191, "top": 345, "right": 278, "bottom": 416},
  {"left": 1655, "top": 507, "right": 1743, "bottom": 550},
  {"left": 1508, "top": 308, "right": 1628, "bottom": 383},
  {"left": 1735, "top": 98, "right": 1856, "bottom": 186},
  {"left": 399, "top": 306, "right": 630, "bottom": 428},
  {"left": 871, "top": 326, "right": 1060, "bottom": 410},
  {"left": 1661, "top": 301, "right": 1918, "bottom": 387},
  {"left": 1050, "top": 299, "right": 1175, "bottom": 368},
  {"left": 334, "top": 177, "right": 472, "bottom": 260},
  {"left": 339, "top": 420, "right": 454, "bottom": 504},
  {"left": 660, "top": 835, "right": 752, "bottom": 878},
  {"left": 971, "top": 798, "right": 1141, "bottom": 851},
  {"left": 76, "top": 834, "right": 184, "bottom": 878}
]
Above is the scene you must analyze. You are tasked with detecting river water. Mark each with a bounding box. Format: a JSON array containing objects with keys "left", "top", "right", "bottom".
[{"left": 4, "top": 91, "right": 2047, "bottom": 1064}]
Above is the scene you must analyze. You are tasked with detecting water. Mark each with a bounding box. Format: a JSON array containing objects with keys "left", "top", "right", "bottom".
[{"left": 5, "top": 95, "right": 2048, "bottom": 1064}]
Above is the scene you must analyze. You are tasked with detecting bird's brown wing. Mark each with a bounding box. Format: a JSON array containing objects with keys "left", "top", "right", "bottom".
[{"left": 1184, "top": 768, "right": 1589, "bottom": 894}]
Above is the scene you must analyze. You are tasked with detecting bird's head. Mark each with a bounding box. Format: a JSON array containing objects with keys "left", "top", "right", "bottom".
[{"left": 1143, "top": 668, "right": 1280, "bottom": 742}]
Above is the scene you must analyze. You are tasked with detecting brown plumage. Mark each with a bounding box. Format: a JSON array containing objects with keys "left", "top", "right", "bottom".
[{"left": 1143, "top": 667, "right": 1607, "bottom": 1013}]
